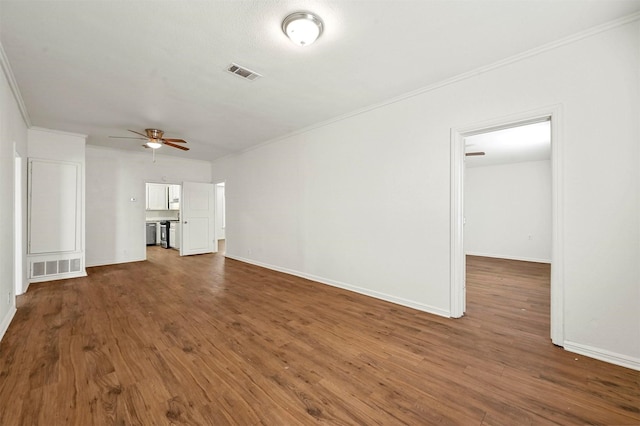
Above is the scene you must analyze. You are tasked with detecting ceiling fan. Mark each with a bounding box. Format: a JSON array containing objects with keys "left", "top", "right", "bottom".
[{"left": 109, "top": 129, "right": 190, "bottom": 151}]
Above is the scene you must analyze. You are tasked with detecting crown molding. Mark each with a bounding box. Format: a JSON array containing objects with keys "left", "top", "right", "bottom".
[
  {"left": 29, "top": 126, "right": 88, "bottom": 139},
  {"left": 0, "top": 41, "right": 31, "bottom": 127}
]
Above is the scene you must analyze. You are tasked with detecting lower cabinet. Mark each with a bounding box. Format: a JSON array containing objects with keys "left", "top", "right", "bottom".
[{"left": 169, "top": 222, "right": 180, "bottom": 249}]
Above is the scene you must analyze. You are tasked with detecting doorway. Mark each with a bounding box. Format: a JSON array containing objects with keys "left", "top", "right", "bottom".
[
  {"left": 464, "top": 121, "right": 552, "bottom": 339},
  {"left": 450, "top": 106, "right": 564, "bottom": 345},
  {"left": 215, "top": 182, "right": 226, "bottom": 254},
  {"left": 144, "top": 182, "right": 181, "bottom": 255},
  {"left": 464, "top": 120, "right": 551, "bottom": 263}
]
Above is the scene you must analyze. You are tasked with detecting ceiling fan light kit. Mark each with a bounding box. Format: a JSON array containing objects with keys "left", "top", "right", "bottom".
[
  {"left": 109, "top": 128, "right": 190, "bottom": 152},
  {"left": 282, "top": 12, "right": 323, "bottom": 46}
]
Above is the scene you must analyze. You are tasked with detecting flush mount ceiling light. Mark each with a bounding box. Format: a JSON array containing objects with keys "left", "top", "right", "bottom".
[{"left": 282, "top": 12, "right": 324, "bottom": 46}]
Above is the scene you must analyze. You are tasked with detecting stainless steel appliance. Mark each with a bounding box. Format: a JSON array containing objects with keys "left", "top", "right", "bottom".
[
  {"left": 160, "top": 221, "right": 170, "bottom": 249},
  {"left": 146, "top": 222, "right": 157, "bottom": 245}
]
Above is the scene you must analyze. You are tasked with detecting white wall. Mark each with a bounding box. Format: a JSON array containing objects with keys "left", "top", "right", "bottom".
[
  {"left": 465, "top": 160, "right": 551, "bottom": 263},
  {"left": 0, "top": 46, "right": 28, "bottom": 340},
  {"left": 212, "top": 20, "right": 640, "bottom": 366},
  {"left": 85, "top": 146, "right": 211, "bottom": 267}
]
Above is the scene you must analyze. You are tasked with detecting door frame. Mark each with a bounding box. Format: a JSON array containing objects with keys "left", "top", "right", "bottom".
[
  {"left": 450, "top": 105, "right": 564, "bottom": 345},
  {"left": 214, "top": 180, "right": 226, "bottom": 253},
  {"left": 142, "top": 180, "right": 182, "bottom": 258},
  {"left": 14, "top": 147, "right": 24, "bottom": 296}
]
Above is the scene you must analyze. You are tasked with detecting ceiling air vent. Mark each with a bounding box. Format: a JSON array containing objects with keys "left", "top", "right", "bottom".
[{"left": 226, "top": 63, "right": 262, "bottom": 81}]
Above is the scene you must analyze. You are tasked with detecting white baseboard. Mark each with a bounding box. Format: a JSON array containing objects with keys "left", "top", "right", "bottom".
[
  {"left": 85, "top": 257, "right": 146, "bottom": 268},
  {"left": 564, "top": 341, "right": 640, "bottom": 371},
  {"left": 16, "top": 281, "right": 29, "bottom": 296},
  {"left": 224, "top": 254, "right": 450, "bottom": 318},
  {"left": 465, "top": 251, "right": 551, "bottom": 264},
  {"left": 29, "top": 269, "right": 87, "bottom": 284},
  {"left": 0, "top": 305, "right": 17, "bottom": 343}
]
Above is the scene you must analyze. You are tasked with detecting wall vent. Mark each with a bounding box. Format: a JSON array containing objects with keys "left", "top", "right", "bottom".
[
  {"left": 46, "top": 261, "right": 58, "bottom": 275},
  {"left": 31, "top": 258, "right": 81, "bottom": 278},
  {"left": 70, "top": 258, "right": 81, "bottom": 272},
  {"left": 226, "top": 63, "right": 262, "bottom": 81},
  {"left": 58, "top": 259, "right": 70, "bottom": 274},
  {"left": 33, "top": 262, "right": 45, "bottom": 277}
]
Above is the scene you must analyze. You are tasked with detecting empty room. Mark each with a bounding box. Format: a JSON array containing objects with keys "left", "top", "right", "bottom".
[{"left": 0, "top": 1, "right": 639, "bottom": 424}]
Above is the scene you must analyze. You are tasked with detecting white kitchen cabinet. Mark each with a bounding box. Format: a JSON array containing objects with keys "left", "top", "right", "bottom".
[
  {"left": 169, "top": 222, "right": 180, "bottom": 249},
  {"left": 146, "top": 183, "right": 168, "bottom": 210},
  {"left": 168, "top": 184, "right": 180, "bottom": 210}
]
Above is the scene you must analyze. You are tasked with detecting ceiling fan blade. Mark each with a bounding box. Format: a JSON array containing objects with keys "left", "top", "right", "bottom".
[
  {"left": 109, "top": 136, "right": 146, "bottom": 140},
  {"left": 142, "top": 144, "right": 150, "bottom": 148},
  {"left": 465, "top": 151, "right": 485, "bottom": 156},
  {"left": 164, "top": 141, "right": 190, "bottom": 151},
  {"left": 162, "top": 138, "right": 187, "bottom": 143},
  {"left": 127, "top": 129, "right": 149, "bottom": 138}
]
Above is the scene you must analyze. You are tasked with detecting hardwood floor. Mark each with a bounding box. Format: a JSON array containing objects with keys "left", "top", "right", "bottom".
[{"left": 0, "top": 251, "right": 638, "bottom": 425}]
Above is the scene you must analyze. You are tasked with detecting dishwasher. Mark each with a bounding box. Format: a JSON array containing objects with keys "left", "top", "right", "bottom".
[{"left": 145, "top": 222, "right": 157, "bottom": 245}]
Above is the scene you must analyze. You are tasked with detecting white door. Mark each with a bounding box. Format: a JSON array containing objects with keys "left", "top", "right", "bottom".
[{"left": 180, "top": 182, "right": 215, "bottom": 256}]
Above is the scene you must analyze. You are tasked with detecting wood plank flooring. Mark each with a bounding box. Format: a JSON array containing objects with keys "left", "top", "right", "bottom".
[{"left": 0, "top": 251, "right": 638, "bottom": 425}]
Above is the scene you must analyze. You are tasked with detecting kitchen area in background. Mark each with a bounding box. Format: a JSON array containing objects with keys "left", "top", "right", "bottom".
[{"left": 145, "top": 183, "right": 181, "bottom": 251}]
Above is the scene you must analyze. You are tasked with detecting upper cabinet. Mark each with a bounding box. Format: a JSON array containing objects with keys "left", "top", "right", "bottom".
[
  {"left": 146, "top": 183, "right": 168, "bottom": 210},
  {"left": 146, "top": 183, "right": 181, "bottom": 210},
  {"left": 168, "top": 185, "right": 180, "bottom": 210}
]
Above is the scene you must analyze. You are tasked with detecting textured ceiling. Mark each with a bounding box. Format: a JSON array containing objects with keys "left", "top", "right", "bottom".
[{"left": 1, "top": 1, "right": 639, "bottom": 161}]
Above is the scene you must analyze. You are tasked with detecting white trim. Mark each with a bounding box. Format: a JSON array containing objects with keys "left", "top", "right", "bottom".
[
  {"left": 214, "top": 12, "right": 640, "bottom": 164},
  {"left": 564, "top": 341, "right": 640, "bottom": 372},
  {"left": 450, "top": 128, "right": 466, "bottom": 318},
  {"left": 29, "top": 126, "right": 88, "bottom": 139},
  {"left": 29, "top": 270, "right": 87, "bottom": 284},
  {"left": 225, "top": 254, "right": 451, "bottom": 318},
  {"left": 450, "top": 105, "right": 564, "bottom": 345},
  {"left": 0, "top": 306, "right": 17, "bottom": 343},
  {"left": 465, "top": 252, "right": 551, "bottom": 264},
  {"left": 549, "top": 108, "right": 565, "bottom": 346},
  {"left": 0, "top": 41, "right": 31, "bottom": 127},
  {"left": 85, "top": 257, "right": 146, "bottom": 268},
  {"left": 14, "top": 149, "right": 24, "bottom": 296}
]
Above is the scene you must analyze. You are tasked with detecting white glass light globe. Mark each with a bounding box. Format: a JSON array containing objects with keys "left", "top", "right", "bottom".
[
  {"left": 286, "top": 18, "right": 320, "bottom": 46},
  {"left": 282, "top": 13, "right": 323, "bottom": 47}
]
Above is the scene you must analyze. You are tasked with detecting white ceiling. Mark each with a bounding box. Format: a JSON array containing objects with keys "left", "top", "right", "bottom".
[
  {"left": 1, "top": 1, "right": 639, "bottom": 162},
  {"left": 464, "top": 121, "right": 551, "bottom": 168}
]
